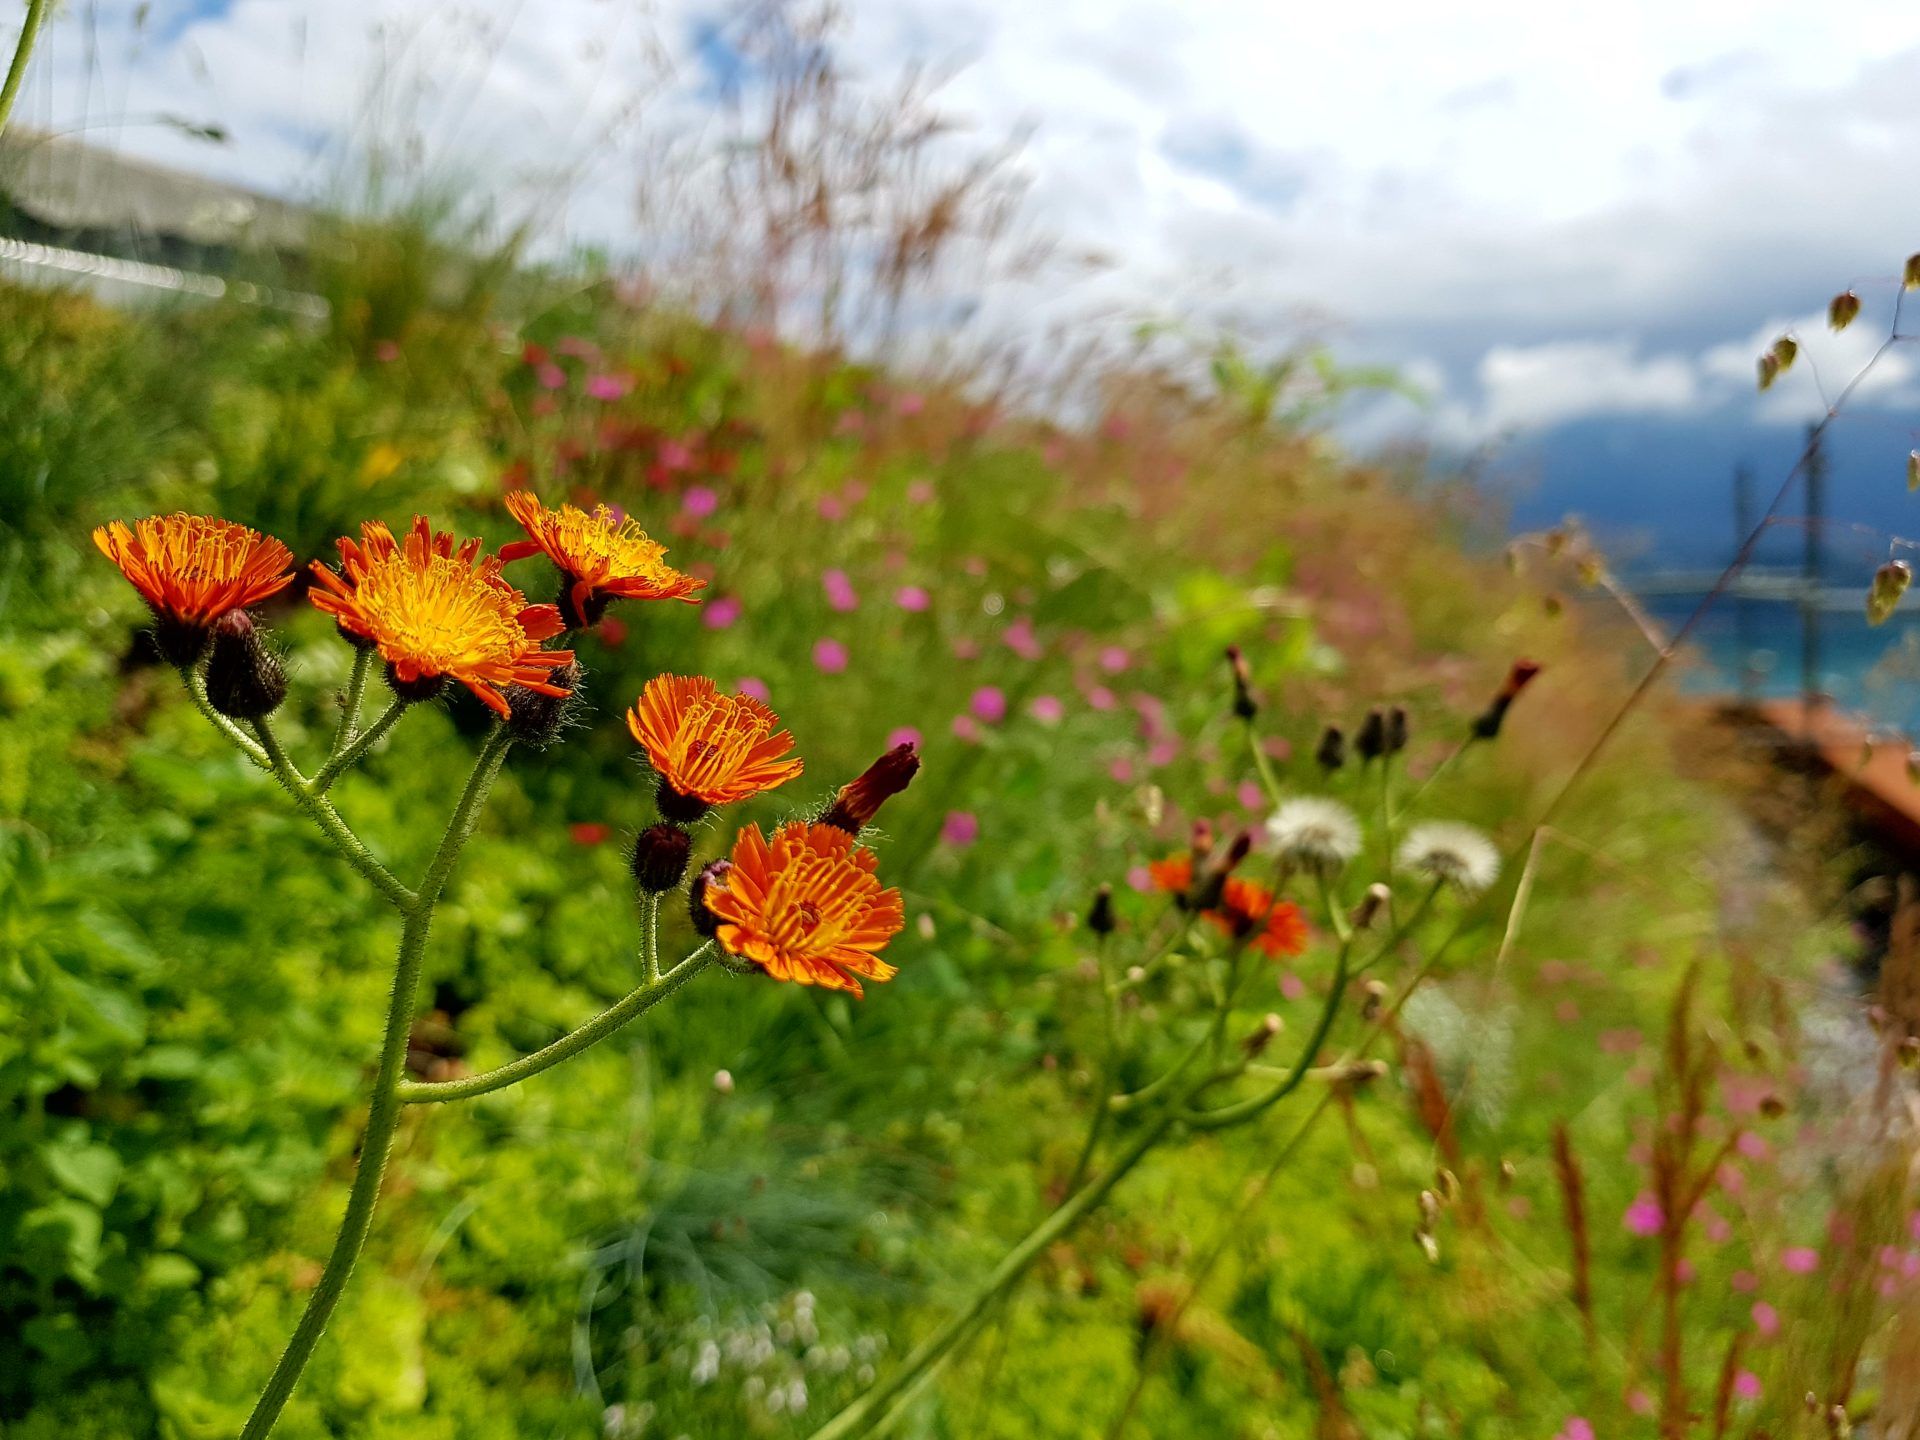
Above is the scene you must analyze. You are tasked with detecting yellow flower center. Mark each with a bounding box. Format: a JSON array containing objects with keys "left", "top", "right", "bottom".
[
  {"left": 550, "top": 505, "right": 675, "bottom": 581},
  {"left": 356, "top": 552, "right": 528, "bottom": 671}
]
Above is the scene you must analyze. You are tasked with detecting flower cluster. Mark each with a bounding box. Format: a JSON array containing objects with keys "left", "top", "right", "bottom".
[{"left": 94, "top": 496, "right": 916, "bottom": 998}]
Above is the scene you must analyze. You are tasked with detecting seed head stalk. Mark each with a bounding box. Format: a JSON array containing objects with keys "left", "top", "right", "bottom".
[{"left": 0, "top": 0, "right": 49, "bottom": 139}]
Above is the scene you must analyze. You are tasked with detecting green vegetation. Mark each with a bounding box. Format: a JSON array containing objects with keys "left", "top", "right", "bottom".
[{"left": 0, "top": 231, "right": 1909, "bottom": 1440}]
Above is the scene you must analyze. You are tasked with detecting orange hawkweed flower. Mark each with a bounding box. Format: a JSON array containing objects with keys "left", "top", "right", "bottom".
[
  {"left": 500, "top": 490, "right": 705, "bottom": 628},
  {"left": 626, "top": 674, "right": 803, "bottom": 820},
  {"left": 93, "top": 513, "right": 295, "bottom": 665},
  {"left": 1218, "top": 877, "right": 1311, "bottom": 959},
  {"left": 1148, "top": 855, "right": 1194, "bottom": 895},
  {"left": 308, "top": 516, "right": 574, "bottom": 716},
  {"left": 704, "top": 821, "right": 905, "bottom": 997}
]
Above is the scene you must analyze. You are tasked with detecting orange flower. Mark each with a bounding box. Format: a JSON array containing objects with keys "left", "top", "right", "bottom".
[
  {"left": 1217, "top": 877, "right": 1311, "bottom": 959},
  {"left": 500, "top": 490, "right": 705, "bottom": 627},
  {"left": 308, "top": 516, "right": 574, "bottom": 716},
  {"left": 1148, "top": 855, "right": 1194, "bottom": 895},
  {"left": 704, "top": 821, "right": 905, "bottom": 997},
  {"left": 626, "top": 674, "right": 803, "bottom": 817},
  {"left": 93, "top": 513, "right": 295, "bottom": 664}
]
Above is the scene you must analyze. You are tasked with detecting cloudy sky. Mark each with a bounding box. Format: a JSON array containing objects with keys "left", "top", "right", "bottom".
[{"left": 14, "top": 0, "right": 1920, "bottom": 565}]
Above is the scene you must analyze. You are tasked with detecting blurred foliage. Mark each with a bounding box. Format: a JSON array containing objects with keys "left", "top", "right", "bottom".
[{"left": 0, "top": 238, "right": 1895, "bottom": 1440}]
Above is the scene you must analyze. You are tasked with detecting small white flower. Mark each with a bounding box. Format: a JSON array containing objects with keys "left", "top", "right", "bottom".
[
  {"left": 1397, "top": 821, "right": 1501, "bottom": 895},
  {"left": 1265, "top": 798, "right": 1363, "bottom": 873}
]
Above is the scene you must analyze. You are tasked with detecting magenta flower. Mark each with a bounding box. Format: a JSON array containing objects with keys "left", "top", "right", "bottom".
[
  {"left": 940, "top": 811, "right": 979, "bottom": 848},
  {"left": 818, "top": 494, "right": 848, "bottom": 521},
  {"left": 537, "top": 362, "right": 567, "bottom": 390},
  {"left": 1084, "top": 684, "right": 1117, "bottom": 711},
  {"left": 585, "top": 373, "right": 631, "bottom": 401},
  {"left": 1237, "top": 780, "right": 1264, "bottom": 809},
  {"left": 1125, "top": 864, "right": 1152, "bottom": 893},
  {"left": 895, "top": 391, "right": 925, "bottom": 415},
  {"left": 813, "top": 638, "right": 849, "bottom": 673},
  {"left": 657, "top": 439, "right": 694, "bottom": 471},
  {"left": 1002, "top": 616, "right": 1043, "bottom": 660},
  {"left": 1098, "top": 645, "right": 1130, "bottom": 674},
  {"left": 886, "top": 726, "right": 922, "bottom": 751},
  {"left": 823, "top": 569, "right": 859, "bottom": 612},
  {"left": 1278, "top": 972, "right": 1306, "bottom": 1001},
  {"left": 1751, "top": 1301, "right": 1779, "bottom": 1336},
  {"left": 895, "top": 585, "right": 931, "bottom": 613},
  {"left": 907, "top": 478, "right": 936, "bottom": 505},
  {"left": 1029, "top": 695, "right": 1065, "bottom": 725},
  {"left": 1557, "top": 1419, "right": 1595, "bottom": 1440},
  {"left": 703, "top": 595, "right": 743, "bottom": 631},
  {"left": 1624, "top": 1193, "right": 1665, "bottom": 1237},
  {"left": 970, "top": 687, "right": 1007, "bottom": 724},
  {"left": 1781, "top": 1246, "right": 1819, "bottom": 1274},
  {"left": 735, "top": 676, "right": 771, "bottom": 703},
  {"left": 951, "top": 715, "right": 982, "bottom": 744},
  {"left": 682, "top": 486, "right": 719, "bottom": 519},
  {"left": 1735, "top": 1371, "right": 1762, "bottom": 1401},
  {"left": 1108, "top": 756, "right": 1134, "bottom": 783}
]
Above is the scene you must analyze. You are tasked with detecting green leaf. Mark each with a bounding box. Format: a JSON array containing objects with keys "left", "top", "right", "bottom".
[{"left": 43, "top": 1139, "right": 123, "bottom": 1207}]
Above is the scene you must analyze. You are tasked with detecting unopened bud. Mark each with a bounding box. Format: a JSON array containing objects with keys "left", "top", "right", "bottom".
[
  {"left": 1830, "top": 290, "right": 1862, "bottom": 331},
  {"left": 1906, "top": 253, "right": 1920, "bottom": 291},
  {"left": 1087, "top": 884, "right": 1116, "bottom": 936},
  {"left": 1225, "top": 645, "right": 1259, "bottom": 721},
  {"left": 1360, "top": 977, "right": 1389, "bottom": 1021},
  {"left": 1868, "top": 561, "right": 1911, "bottom": 627},
  {"left": 1471, "top": 658, "right": 1543, "bottom": 739},
  {"left": 1772, "top": 336, "right": 1798, "bottom": 372},
  {"left": 1352, "top": 883, "right": 1391, "bottom": 932},
  {"left": 1241, "top": 1012, "right": 1283, "bottom": 1056},
  {"left": 1435, "top": 1168, "right": 1459, "bottom": 1203},
  {"left": 1385, "top": 705, "right": 1409, "bottom": 756},
  {"left": 689, "top": 859, "right": 731, "bottom": 936},
  {"left": 632, "top": 823, "right": 693, "bottom": 894},
  {"left": 1418, "top": 1189, "right": 1441, "bottom": 1228},
  {"left": 1498, "top": 1159, "right": 1517, "bottom": 1188},
  {"left": 822, "top": 742, "right": 920, "bottom": 833},
  {"left": 712, "top": 1068, "right": 735, "bottom": 1094},
  {"left": 506, "top": 660, "right": 579, "bottom": 747},
  {"left": 1356, "top": 707, "right": 1388, "bottom": 761},
  {"left": 1315, "top": 725, "right": 1346, "bottom": 771},
  {"left": 204, "top": 609, "right": 287, "bottom": 719}
]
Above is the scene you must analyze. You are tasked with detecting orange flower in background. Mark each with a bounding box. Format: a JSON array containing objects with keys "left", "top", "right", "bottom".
[
  {"left": 1148, "top": 855, "right": 1194, "bottom": 895},
  {"left": 500, "top": 490, "right": 706, "bottom": 628},
  {"left": 308, "top": 516, "right": 574, "bottom": 716},
  {"left": 627, "top": 675, "right": 803, "bottom": 816},
  {"left": 705, "top": 821, "right": 905, "bottom": 997},
  {"left": 1217, "top": 877, "right": 1311, "bottom": 959},
  {"left": 93, "top": 514, "right": 295, "bottom": 663}
]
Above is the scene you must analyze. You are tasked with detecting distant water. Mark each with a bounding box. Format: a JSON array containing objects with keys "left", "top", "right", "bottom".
[{"left": 1640, "top": 593, "right": 1920, "bottom": 736}]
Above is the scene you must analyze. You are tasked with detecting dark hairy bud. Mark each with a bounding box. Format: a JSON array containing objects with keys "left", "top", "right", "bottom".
[
  {"left": 632, "top": 823, "right": 693, "bottom": 894},
  {"left": 656, "top": 778, "right": 711, "bottom": 825},
  {"left": 153, "top": 612, "right": 212, "bottom": 669},
  {"left": 689, "top": 859, "right": 731, "bottom": 937},
  {"left": 1385, "top": 705, "right": 1409, "bottom": 756},
  {"left": 1224, "top": 645, "right": 1258, "bottom": 721},
  {"left": 506, "top": 661, "right": 581, "bottom": 747},
  {"left": 1315, "top": 725, "right": 1346, "bottom": 771},
  {"left": 1086, "top": 884, "right": 1115, "bottom": 936},
  {"left": 1356, "top": 707, "right": 1388, "bottom": 761},
  {"left": 204, "top": 609, "right": 287, "bottom": 719},
  {"left": 822, "top": 742, "right": 920, "bottom": 832}
]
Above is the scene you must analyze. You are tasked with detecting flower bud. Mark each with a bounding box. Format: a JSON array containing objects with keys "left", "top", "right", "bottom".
[
  {"left": 1906, "top": 253, "right": 1920, "bottom": 291},
  {"left": 1829, "top": 290, "right": 1862, "bottom": 331},
  {"left": 1224, "top": 645, "right": 1258, "bottom": 721},
  {"left": 1471, "top": 658, "right": 1543, "bottom": 740},
  {"left": 1868, "top": 561, "right": 1911, "bottom": 627},
  {"left": 1771, "top": 336, "right": 1797, "bottom": 372},
  {"left": 1086, "top": 884, "right": 1116, "bottom": 936},
  {"left": 821, "top": 742, "right": 920, "bottom": 832},
  {"left": 689, "top": 858, "right": 731, "bottom": 937},
  {"left": 632, "top": 823, "right": 693, "bottom": 894},
  {"left": 1315, "top": 725, "right": 1346, "bottom": 771},
  {"left": 713, "top": 1068, "right": 735, "bottom": 1094},
  {"left": 1385, "top": 705, "right": 1409, "bottom": 756},
  {"left": 1356, "top": 707, "right": 1388, "bottom": 761},
  {"left": 1240, "top": 1012, "right": 1283, "bottom": 1057},
  {"left": 1351, "top": 882, "right": 1391, "bottom": 931},
  {"left": 204, "top": 610, "right": 288, "bottom": 719}
]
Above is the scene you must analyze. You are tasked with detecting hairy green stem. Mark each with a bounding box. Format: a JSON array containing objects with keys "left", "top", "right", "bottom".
[
  {"left": 399, "top": 945, "right": 715, "bottom": 1104},
  {"left": 181, "top": 667, "right": 270, "bottom": 769},
  {"left": 0, "top": 0, "right": 50, "bottom": 138},
  {"left": 240, "top": 729, "right": 510, "bottom": 1438},
  {"left": 325, "top": 649, "right": 373, "bottom": 764},
  {"left": 254, "top": 720, "right": 416, "bottom": 911},
  {"left": 311, "top": 695, "right": 408, "bottom": 794}
]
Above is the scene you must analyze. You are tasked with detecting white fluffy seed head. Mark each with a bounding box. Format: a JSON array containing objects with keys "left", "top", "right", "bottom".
[
  {"left": 1265, "top": 797, "right": 1363, "bottom": 873},
  {"left": 1397, "top": 821, "right": 1501, "bottom": 895}
]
